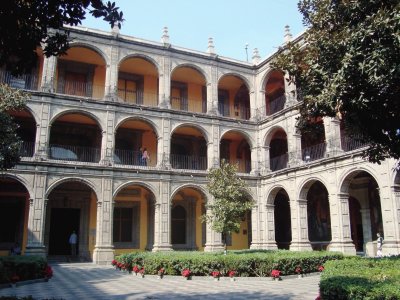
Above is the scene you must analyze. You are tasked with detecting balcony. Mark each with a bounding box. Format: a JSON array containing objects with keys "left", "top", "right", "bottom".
[
  {"left": 170, "top": 154, "right": 207, "bottom": 170},
  {"left": 117, "top": 89, "right": 158, "bottom": 107},
  {"left": 270, "top": 153, "right": 288, "bottom": 171},
  {"left": 302, "top": 142, "right": 327, "bottom": 162},
  {"left": 56, "top": 80, "right": 104, "bottom": 99},
  {"left": 0, "top": 70, "right": 40, "bottom": 91},
  {"left": 19, "top": 141, "right": 35, "bottom": 157},
  {"left": 218, "top": 103, "right": 250, "bottom": 120},
  {"left": 171, "top": 97, "right": 205, "bottom": 114},
  {"left": 48, "top": 144, "right": 100, "bottom": 163},
  {"left": 341, "top": 135, "right": 368, "bottom": 152}
]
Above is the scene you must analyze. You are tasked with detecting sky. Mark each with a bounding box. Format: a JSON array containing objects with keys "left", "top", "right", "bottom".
[{"left": 82, "top": 1, "right": 306, "bottom": 62}]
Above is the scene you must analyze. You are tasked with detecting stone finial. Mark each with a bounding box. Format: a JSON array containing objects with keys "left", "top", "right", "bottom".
[
  {"left": 112, "top": 22, "right": 120, "bottom": 35},
  {"left": 284, "top": 25, "right": 293, "bottom": 43},
  {"left": 161, "top": 26, "right": 170, "bottom": 45},
  {"left": 207, "top": 37, "right": 215, "bottom": 55},
  {"left": 252, "top": 48, "right": 261, "bottom": 64}
]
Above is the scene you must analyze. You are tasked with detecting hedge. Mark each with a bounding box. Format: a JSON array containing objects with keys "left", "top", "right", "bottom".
[
  {"left": 320, "top": 256, "right": 400, "bottom": 300},
  {"left": 113, "top": 250, "right": 343, "bottom": 277},
  {"left": 0, "top": 256, "right": 50, "bottom": 284}
]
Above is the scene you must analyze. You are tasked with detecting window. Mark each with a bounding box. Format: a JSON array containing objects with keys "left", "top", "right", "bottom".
[
  {"left": 171, "top": 205, "right": 186, "bottom": 244},
  {"left": 113, "top": 204, "right": 140, "bottom": 248}
]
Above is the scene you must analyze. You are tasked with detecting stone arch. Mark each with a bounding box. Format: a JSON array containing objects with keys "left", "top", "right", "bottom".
[
  {"left": 339, "top": 167, "right": 380, "bottom": 195},
  {"left": 171, "top": 123, "right": 209, "bottom": 144},
  {"left": 113, "top": 181, "right": 157, "bottom": 200},
  {"left": 298, "top": 177, "right": 330, "bottom": 200},
  {"left": 220, "top": 128, "right": 254, "bottom": 149},
  {"left": 170, "top": 183, "right": 209, "bottom": 203},
  {"left": 218, "top": 72, "right": 252, "bottom": 91},
  {"left": 266, "top": 185, "right": 289, "bottom": 205},
  {"left": 115, "top": 116, "right": 160, "bottom": 139},
  {"left": 260, "top": 68, "right": 285, "bottom": 92},
  {"left": 171, "top": 63, "right": 209, "bottom": 84},
  {"left": 118, "top": 53, "right": 161, "bottom": 75},
  {"left": 45, "top": 177, "right": 100, "bottom": 200},
  {"left": 263, "top": 125, "right": 287, "bottom": 146},
  {"left": 67, "top": 42, "right": 109, "bottom": 64},
  {"left": 49, "top": 109, "right": 104, "bottom": 132}
]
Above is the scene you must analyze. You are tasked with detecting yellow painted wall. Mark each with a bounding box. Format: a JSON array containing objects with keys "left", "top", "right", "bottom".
[
  {"left": 142, "top": 131, "right": 157, "bottom": 166},
  {"left": 188, "top": 83, "right": 203, "bottom": 113},
  {"left": 88, "top": 191, "right": 97, "bottom": 259},
  {"left": 228, "top": 218, "right": 249, "bottom": 250},
  {"left": 195, "top": 200, "right": 205, "bottom": 250},
  {"left": 92, "top": 66, "right": 106, "bottom": 99},
  {"left": 144, "top": 75, "right": 158, "bottom": 106}
]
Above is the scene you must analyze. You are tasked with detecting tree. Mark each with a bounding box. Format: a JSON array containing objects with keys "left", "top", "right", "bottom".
[
  {"left": 0, "top": 84, "right": 30, "bottom": 170},
  {"left": 202, "top": 160, "right": 254, "bottom": 253},
  {"left": 0, "top": 1, "right": 124, "bottom": 170},
  {"left": 273, "top": 0, "right": 400, "bottom": 163}
]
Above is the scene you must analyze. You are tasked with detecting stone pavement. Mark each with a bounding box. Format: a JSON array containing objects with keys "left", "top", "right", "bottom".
[{"left": 0, "top": 263, "right": 320, "bottom": 300}]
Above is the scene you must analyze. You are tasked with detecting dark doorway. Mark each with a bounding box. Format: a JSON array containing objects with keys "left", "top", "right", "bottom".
[
  {"left": 274, "top": 191, "right": 292, "bottom": 249},
  {"left": 49, "top": 208, "right": 80, "bottom": 255}
]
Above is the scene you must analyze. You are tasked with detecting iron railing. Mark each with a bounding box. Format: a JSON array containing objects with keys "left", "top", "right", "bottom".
[
  {"left": 218, "top": 103, "right": 251, "bottom": 120},
  {"left": 56, "top": 80, "right": 104, "bottom": 99},
  {"left": 114, "top": 149, "right": 156, "bottom": 167},
  {"left": 341, "top": 135, "right": 368, "bottom": 152},
  {"left": 270, "top": 153, "right": 288, "bottom": 171},
  {"left": 171, "top": 97, "right": 206, "bottom": 114},
  {"left": 222, "top": 159, "right": 251, "bottom": 174},
  {"left": 19, "top": 141, "right": 35, "bottom": 157},
  {"left": 302, "top": 142, "right": 327, "bottom": 162},
  {"left": 266, "top": 95, "right": 286, "bottom": 116},
  {"left": 117, "top": 89, "right": 158, "bottom": 107},
  {"left": 170, "top": 154, "right": 207, "bottom": 170},
  {"left": 0, "top": 70, "right": 40, "bottom": 91},
  {"left": 48, "top": 144, "right": 100, "bottom": 163}
]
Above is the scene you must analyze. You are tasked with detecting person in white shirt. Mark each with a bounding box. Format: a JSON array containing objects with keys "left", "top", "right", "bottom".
[
  {"left": 376, "top": 232, "right": 383, "bottom": 257},
  {"left": 69, "top": 231, "right": 78, "bottom": 256}
]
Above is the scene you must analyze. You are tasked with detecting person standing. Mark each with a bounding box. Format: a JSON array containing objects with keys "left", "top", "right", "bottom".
[
  {"left": 142, "top": 148, "right": 150, "bottom": 166},
  {"left": 376, "top": 232, "right": 383, "bottom": 257},
  {"left": 69, "top": 230, "right": 78, "bottom": 256}
]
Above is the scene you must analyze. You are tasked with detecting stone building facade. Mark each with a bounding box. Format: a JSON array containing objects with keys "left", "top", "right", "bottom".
[{"left": 0, "top": 25, "right": 399, "bottom": 264}]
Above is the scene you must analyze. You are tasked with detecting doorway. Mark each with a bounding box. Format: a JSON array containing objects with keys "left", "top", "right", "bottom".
[{"left": 49, "top": 208, "right": 80, "bottom": 255}]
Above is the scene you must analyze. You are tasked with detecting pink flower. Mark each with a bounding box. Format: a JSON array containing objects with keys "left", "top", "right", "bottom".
[
  {"left": 228, "top": 270, "right": 236, "bottom": 278},
  {"left": 211, "top": 271, "right": 221, "bottom": 278},
  {"left": 271, "top": 269, "right": 281, "bottom": 278},
  {"left": 132, "top": 265, "right": 140, "bottom": 273},
  {"left": 318, "top": 266, "right": 324, "bottom": 272},
  {"left": 181, "top": 269, "right": 191, "bottom": 278}
]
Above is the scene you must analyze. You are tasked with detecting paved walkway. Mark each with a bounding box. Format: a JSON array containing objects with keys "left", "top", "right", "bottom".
[{"left": 0, "top": 263, "right": 320, "bottom": 300}]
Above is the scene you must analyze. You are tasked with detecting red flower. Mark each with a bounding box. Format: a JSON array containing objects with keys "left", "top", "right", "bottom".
[
  {"left": 295, "top": 267, "right": 302, "bottom": 274},
  {"left": 43, "top": 265, "right": 53, "bottom": 279},
  {"left": 139, "top": 268, "right": 145, "bottom": 274},
  {"left": 158, "top": 268, "right": 165, "bottom": 275},
  {"left": 132, "top": 265, "right": 140, "bottom": 274},
  {"left": 318, "top": 266, "right": 324, "bottom": 272},
  {"left": 211, "top": 271, "right": 221, "bottom": 278},
  {"left": 228, "top": 270, "right": 236, "bottom": 278},
  {"left": 181, "top": 269, "right": 191, "bottom": 278},
  {"left": 271, "top": 269, "right": 281, "bottom": 278},
  {"left": 111, "top": 259, "right": 118, "bottom": 266}
]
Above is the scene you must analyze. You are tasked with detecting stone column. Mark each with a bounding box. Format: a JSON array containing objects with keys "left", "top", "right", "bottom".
[
  {"left": 379, "top": 187, "right": 400, "bottom": 255},
  {"left": 249, "top": 90, "right": 256, "bottom": 120},
  {"left": 261, "top": 146, "right": 271, "bottom": 173},
  {"left": 157, "top": 117, "right": 171, "bottom": 169},
  {"left": 34, "top": 103, "right": 51, "bottom": 160},
  {"left": 40, "top": 56, "right": 57, "bottom": 92},
  {"left": 250, "top": 146, "right": 259, "bottom": 175},
  {"left": 289, "top": 132, "right": 302, "bottom": 166},
  {"left": 360, "top": 208, "right": 373, "bottom": 256},
  {"left": 152, "top": 179, "right": 173, "bottom": 251},
  {"left": 158, "top": 56, "right": 171, "bottom": 108},
  {"left": 290, "top": 199, "right": 312, "bottom": 250},
  {"left": 283, "top": 71, "right": 296, "bottom": 108},
  {"left": 328, "top": 193, "right": 356, "bottom": 254},
  {"left": 208, "top": 122, "right": 220, "bottom": 169},
  {"left": 93, "top": 178, "right": 114, "bottom": 264},
  {"left": 104, "top": 44, "right": 119, "bottom": 101},
  {"left": 101, "top": 110, "right": 115, "bottom": 166},
  {"left": 323, "top": 117, "right": 342, "bottom": 157},
  {"left": 263, "top": 204, "right": 278, "bottom": 249},
  {"left": 204, "top": 202, "right": 224, "bottom": 252},
  {"left": 207, "top": 65, "right": 219, "bottom": 115}
]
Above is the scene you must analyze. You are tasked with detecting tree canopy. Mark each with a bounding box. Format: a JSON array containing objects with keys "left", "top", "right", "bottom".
[
  {"left": 202, "top": 160, "right": 254, "bottom": 250},
  {"left": 0, "top": 1, "right": 123, "bottom": 170},
  {"left": 273, "top": 0, "right": 400, "bottom": 163},
  {"left": 0, "top": 0, "right": 124, "bottom": 74}
]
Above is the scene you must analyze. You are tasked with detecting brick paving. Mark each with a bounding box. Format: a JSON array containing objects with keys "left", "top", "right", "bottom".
[{"left": 0, "top": 263, "right": 320, "bottom": 300}]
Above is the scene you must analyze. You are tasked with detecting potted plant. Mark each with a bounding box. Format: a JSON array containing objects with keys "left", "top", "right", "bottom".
[
  {"left": 271, "top": 269, "right": 282, "bottom": 281},
  {"left": 228, "top": 270, "right": 237, "bottom": 281},
  {"left": 157, "top": 268, "right": 165, "bottom": 279},
  {"left": 211, "top": 270, "right": 221, "bottom": 281},
  {"left": 111, "top": 259, "right": 118, "bottom": 269},
  {"left": 132, "top": 265, "right": 140, "bottom": 276},
  {"left": 181, "top": 268, "right": 191, "bottom": 280},
  {"left": 43, "top": 265, "right": 53, "bottom": 281},
  {"left": 139, "top": 268, "right": 145, "bottom": 278}
]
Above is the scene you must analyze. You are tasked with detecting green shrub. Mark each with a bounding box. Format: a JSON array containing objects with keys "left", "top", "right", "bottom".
[
  {"left": 320, "top": 256, "right": 400, "bottom": 300},
  {"left": 0, "top": 256, "right": 48, "bottom": 284},
  {"left": 113, "top": 250, "right": 342, "bottom": 277}
]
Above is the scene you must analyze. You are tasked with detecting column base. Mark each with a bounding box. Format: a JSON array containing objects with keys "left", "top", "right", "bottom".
[
  {"left": 24, "top": 245, "right": 47, "bottom": 257},
  {"left": 204, "top": 243, "right": 225, "bottom": 252},
  {"left": 380, "top": 239, "right": 400, "bottom": 256},
  {"left": 93, "top": 246, "right": 114, "bottom": 265},
  {"left": 152, "top": 244, "right": 173, "bottom": 252},
  {"left": 328, "top": 240, "right": 356, "bottom": 255},
  {"left": 290, "top": 241, "right": 313, "bottom": 251},
  {"left": 250, "top": 241, "right": 277, "bottom": 250}
]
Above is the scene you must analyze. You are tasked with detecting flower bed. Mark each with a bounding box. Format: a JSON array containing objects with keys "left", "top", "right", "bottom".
[
  {"left": 0, "top": 256, "right": 51, "bottom": 284},
  {"left": 320, "top": 256, "right": 400, "bottom": 299},
  {"left": 112, "top": 250, "right": 343, "bottom": 278}
]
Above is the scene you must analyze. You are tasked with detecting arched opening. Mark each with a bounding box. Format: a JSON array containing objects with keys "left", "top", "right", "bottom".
[
  {"left": 340, "top": 119, "right": 368, "bottom": 152},
  {"left": 265, "top": 70, "right": 285, "bottom": 116},
  {"left": 171, "top": 66, "right": 207, "bottom": 113},
  {"left": 45, "top": 181, "right": 97, "bottom": 261},
  {"left": 118, "top": 56, "right": 159, "bottom": 107},
  {"left": 56, "top": 46, "right": 106, "bottom": 99},
  {"left": 345, "top": 171, "right": 383, "bottom": 255},
  {"left": 171, "top": 187, "right": 206, "bottom": 250},
  {"left": 220, "top": 131, "right": 251, "bottom": 173},
  {"left": 8, "top": 109, "right": 36, "bottom": 157},
  {"left": 0, "top": 177, "right": 29, "bottom": 256},
  {"left": 307, "top": 181, "right": 331, "bottom": 250},
  {"left": 269, "top": 129, "right": 288, "bottom": 171},
  {"left": 171, "top": 126, "right": 207, "bottom": 170},
  {"left": 301, "top": 118, "right": 326, "bottom": 162},
  {"left": 114, "top": 119, "right": 157, "bottom": 167},
  {"left": 218, "top": 75, "right": 250, "bottom": 120},
  {"left": 49, "top": 113, "right": 102, "bottom": 163},
  {"left": 274, "top": 189, "right": 292, "bottom": 249},
  {"left": 0, "top": 47, "right": 43, "bottom": 91},
  {"left": 113, "top": 185, "right": 155, "bottom": 253}
]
